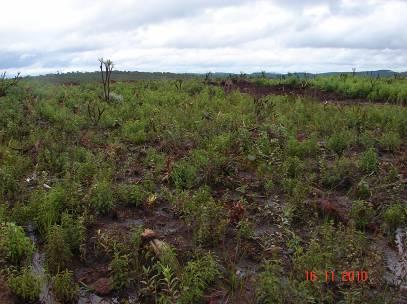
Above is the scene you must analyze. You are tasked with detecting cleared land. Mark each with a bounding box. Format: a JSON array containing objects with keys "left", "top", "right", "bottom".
[{"left": 0, "top": 75, "right": 406, "bottom": 303}]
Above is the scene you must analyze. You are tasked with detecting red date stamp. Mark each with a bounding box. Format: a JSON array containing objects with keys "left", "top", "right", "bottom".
[{"left": 305, "top": 271, "right": 368, "bottom": 283}]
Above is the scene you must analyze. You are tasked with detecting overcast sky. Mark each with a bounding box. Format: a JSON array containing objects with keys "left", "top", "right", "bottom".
[{"left": 1, "top": 0, "right": 406, "bottom": 75}]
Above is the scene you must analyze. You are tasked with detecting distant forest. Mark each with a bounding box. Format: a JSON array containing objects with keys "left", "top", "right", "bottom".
[{"left": 25, "top": 69, "right": 407, "bottom": 84}]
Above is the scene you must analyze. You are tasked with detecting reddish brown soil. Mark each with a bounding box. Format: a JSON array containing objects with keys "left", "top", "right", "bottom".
[{"left": 0, "top": 276, "right": 15, "bottom": 304}]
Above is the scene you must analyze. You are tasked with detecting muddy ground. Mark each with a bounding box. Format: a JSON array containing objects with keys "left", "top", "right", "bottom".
[
  {"left": 219, "top": 79, "right": 403, "bottom": 106},
  {"left": 68, "top": 80, "right": 406, "bottom": 303},
  {"left": 3, "top": 79, "right": 405, "bottom": 303}
]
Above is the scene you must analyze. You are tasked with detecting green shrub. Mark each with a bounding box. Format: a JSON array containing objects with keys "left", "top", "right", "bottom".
[
  {"left": 286, "top": 137, "right": 319, "bottom": 159},
  {"left": 0, "top": 166, "right": 19, "bottom": 200},
  {"left": 180, "top": 252, "right": 219, "bottom": 304},
  {"left": 111, "top": 252, "right": 129, "bottom": 291},
  {"left": 0, "top": 222, "right": 34, "bottom": 266},
  {"left": 194, "top": 199, "right": 226, "bottom": 246},
  {"left": 75, "top": 161, "right": 98, "bottom": 186},
  {"left": 52, "top": 270, "right": 78, "bottom": 303},
  {"left": 10, "top": 203, "right": 32, "bottom": 226},
  {"left": 185, "top": 81, "right": 204, "bottom": 96},
  {"left": 282, "top": 156, "right": 304, "bottom": 179},
  {"left": 157, "top": 262, "right": 180, "bottom": 304},
  {"left": 129, "top": 226, "right": 144, "bottom": 268},
  {"left": 378, "top": 131, "right": 401, "bottom": 151},
  {"left": 7, "top": 267, "right": 42, "bottom": 302},
  {"left": 288, "top": 221, "right": 373, "bottom": 303},
  {"left": 32, "top": 187, "right": 65, "bottom": 236},
  {"left": 143, "top": 147, "right": 166, "bottom": 172},
  {"left": 116, "top": 184, "right": 147, "bottom": 207},
  {"left": 0, "top": 203, "right": 6, "bottom": 222},
  {"left": 37, "top": 146, "right": 69, "bottom": 175},
  {"left": 61, "top": 213, "right": 85, "bottom": 253},
  {"left": 327, "top": 130, "right": 353, "bottom": 155},
  {"left": 359, "top": 148, "right": 378, "bottom": 173},
  {"left": 122, "top": 120, "right": 147, "bottom": 144},
  {"left": 359, "top": 130, "right": 376, "bottom": 148},
  {"left": 45, "top": 225, "right": 72, "bottom": 275},
  {"left": 355, "top": 179, "right": 371, "bottom": 199},
  {"left": 256, "top": 262, "right": 311, "bottom": 304},
  {"left": 264, "top": 179, "right": 275, "bottom": 194},
  {"left": 256, "top": 262, "right": 284, "bottom": 303},
  {"left": 157, "top": 244, "right": 180, "bottom": 273},
  {"left": 321, "top": 157, "right": 356, "bottom": 189},
  {"left": 382, "top": 204, "right": 406, "bottom": 232},
  {"left": 170, "top": 160, "right": 198, "bottom": 189},
  {"left": 180, "top": 189, "right": 227, "bottom": 246},
  {"left": 90, "top": 180, "right": 114, "bottom": 215},
  {"left": 350, "top": 200, "right": 375, "bottom": 229},
  {"left": 236, "top": 218, "right": 254, "bottom": 240}
]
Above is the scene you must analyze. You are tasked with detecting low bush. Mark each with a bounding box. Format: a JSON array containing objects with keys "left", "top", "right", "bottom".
[
  {"left": 52, "top": 269, "right": 79, "bottom": 303},
  {"left": 45, "top": 225, "right": 72, "bottom": 274},
  {"left": 0, "top": 165, "right": 20, "bottom": 200},
  {"left": 286, "top": 221, "right": 380, "bottom": 303},
  {"left": 327, "top": 130, "right": 353, "bottom": 155},
  {"left": 180, "top": 188, "right": 227, "bottom": 246},
  {"left": 179, "top": 252, "right": 219, "bottom": 304},
  {"left": 170, "top": 160, "right": 198, "bottom": 189},
  {"left": 286, "top": 137, "right": 319, "bottom": 159},
  {"left": 378, "top": 131, "right": 401, "bottom": 152},
  {"left": 7, "top": 267, "right": 42, "bottom": 302},
  {"left": 116, "top": 184, "right": 148, "bottom": 207},
  {"left": 382, "top": 203, "right": 406, "bottom": 232},
  {"left": 122, "top": 120, "right": 147, "bottom": 144},
  {"left": 355, "top": 179, "right": 371, "bottom": 199},
  {"left": 0, "top": 222, "right": 34, "bottom": 266},
  {"left": 143, "top": 147, "right": 166, "bottom": 172},
  {"left": 90, "top": 180, "right": 114, "bottom": 215},
  {"left": 359, "top": 148, "right": 378, "bottom": 173},
  {"left": 61, "top": 213, "right": 85, "bottom": 253},
  {"left": 236, "top": 218, "right": 254, "bottom": 240},
  {"left": 111, "top": 252, "right": 129, "bottom": 291},
  {"left": 32, "top": 186, "right": 65, "bottom": 236},
  {"left": 0, "top": 203, "right": 6, "bottom": 222},
  {"left": 320, "top": 157, "right": 356, "bottom": 189},
  {"left": 157, "top": 261, "right": 180, "bottom": 303},
  {"left": 350, "top": 200, "right": 375, "bottom": 229},
  {"left": 282, "top": 156, "right": 304, "bottom": 179},
  {"left": 256, "top": 261, "right": 311, "bottom": 304},
  {"left": 129, "top": 226, "right": 144, "bottom": 269}
]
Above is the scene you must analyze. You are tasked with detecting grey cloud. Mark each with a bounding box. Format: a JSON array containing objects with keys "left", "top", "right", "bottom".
[
  {"left": 81, "top": 0, "right": 251, "bottom": 33},
  {"left": 1, "top": 0, "right": 406, "bottom": 75},
  {"left": 0, "top": 52, "right": 40, "bottom": 69}
]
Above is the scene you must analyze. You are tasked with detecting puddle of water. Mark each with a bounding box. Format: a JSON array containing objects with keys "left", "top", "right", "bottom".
[
  {"left": 27, "top": 223, "right": 57, "bottom": 304},
  {"left": 119, "top": 218, "right": 144, "bottom": 227},
  {"left": 27, "top": 224, "right": 112, "bottom": 304},
  {"left": 382, "top": 228, "right": 407, "bottom": 301}
]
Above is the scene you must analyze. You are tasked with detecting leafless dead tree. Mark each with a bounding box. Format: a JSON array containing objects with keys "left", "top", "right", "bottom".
[{"left": 98, "top": 58, "right": 114, "bottom": 102}]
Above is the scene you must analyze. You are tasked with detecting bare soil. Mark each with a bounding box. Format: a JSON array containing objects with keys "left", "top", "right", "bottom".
[{"left": 0, "top": 276, "right": 15, "bottom": 304}]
